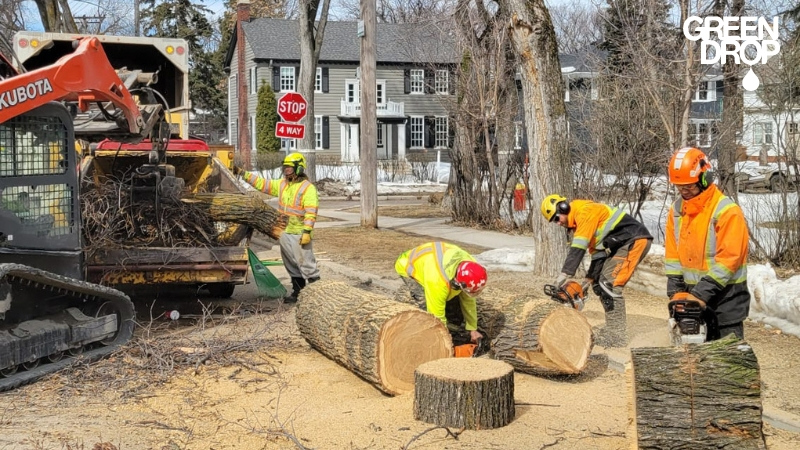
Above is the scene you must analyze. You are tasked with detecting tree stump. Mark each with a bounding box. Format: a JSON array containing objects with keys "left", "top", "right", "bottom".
[
  {"left": 477, "top": 287, "right": 593, "bottom": 376},
  {"left": 296, "top": 280, "right": 453, "bottom": 395},
  {"left": 631, "top": 335, "right": 766, "bottom": 449},
  {"left": 414, "top": 358, "right": 515, "bottom": 429}
]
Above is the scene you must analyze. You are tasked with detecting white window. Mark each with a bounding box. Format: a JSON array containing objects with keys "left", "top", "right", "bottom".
[
  {"left": 230, "top": 74, "right": 237, "bottom": 98},
  {"left": 410, "top": 69, "right": 424, "bottom": 94},
  {"left": 315, "top": 67, "right": 322, "bottom": 93},
  {"left": 694, "top": 81, "right": 716, "bottom": 101},
  {"left": 410, "top": 116, "right": 424, "bottom": 148},
  {"left": 315, "top": 116, "right": 323, "bottom": 149},
  {"left": 754, "top": 122, "right": 773, "bottom": 145},
  {"left": 280, "top": 67, "right": 295, "bottom": 92},
  {"left": 788, "top": 122, "right": 798, "bottom": 135},
  {"left": 377, "top": 122, "right": 383, "bottom": 147},
  {"left": 514, "top": 122, "right": 524, "bottom": 150},
  {"left": 346, "top": 80, "right": 359, "bottom": 103},
  {"left": 690, "top": 122, "right": 710, "bottom": 148},
  {"left": 435, "top": 117, "right": 448, "bottom": 148},
  {"left": 281, "top": 138, "right": 296, "bottom": 152},
  {"left": 377, "top": 81, "right": 385, "bottom": 105},
  {"left": 435, "top": 70, "right": 448, "bottom": 94},
  {"left": 249, "top": 67, "right": 257, "bottom": 94}
]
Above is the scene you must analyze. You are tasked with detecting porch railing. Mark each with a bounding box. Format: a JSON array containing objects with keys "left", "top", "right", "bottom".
[{"left": 340, "top": 100, "right": 404, "bottom": 117}]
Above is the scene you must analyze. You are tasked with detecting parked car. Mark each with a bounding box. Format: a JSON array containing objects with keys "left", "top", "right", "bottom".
[{"left": 734, "top": 161, "right": 799, "bottom": 192}]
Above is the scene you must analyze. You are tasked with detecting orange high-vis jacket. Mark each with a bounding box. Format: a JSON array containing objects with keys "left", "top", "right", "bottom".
[
  {"left": 665, "top": 184, "right": 750, "bottom": 326},
  {"left": 241, "top": 170, "right": 318, "bottom": 235},
  {"left": 394, "top": 242, "right": 478, "bottom": 331}
]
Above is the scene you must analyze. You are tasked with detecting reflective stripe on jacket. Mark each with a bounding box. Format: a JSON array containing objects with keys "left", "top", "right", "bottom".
[
  {"left": 242, "top": 171, "right": 319, "bottom": 235},
  {"left": 665, "top": 184, "right": 750, "bottom": 325},
  {"left": 394, "top": 242, "right": 478, "bottom": 331}
]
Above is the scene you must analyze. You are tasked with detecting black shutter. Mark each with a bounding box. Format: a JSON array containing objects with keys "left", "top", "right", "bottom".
[
  {"left": 425, "top": 69, "right": 435, "bottom": 94},
  {"left": 322, "top": 67, "right": 329, "bottom": 93},
  {"left": 448, "top": 117, "right": 455, "bottom": 148},
  {"left": 448, "top": 66, "right": 456, "bottom": 95},
  {"left": 424, "top": 116, "right": 434, "bottom": 148},
  {"left": 322, "top": 116, "right": 330, "bottom": 149},
  {"left": 405, "top": 119, "right": 411, "bottom": 145},
  {"left": 404, "top": 69, "right": 411, "bottom": 94},
  {"left": 272, "top": 66, "right": 280, "bottom": 89}
]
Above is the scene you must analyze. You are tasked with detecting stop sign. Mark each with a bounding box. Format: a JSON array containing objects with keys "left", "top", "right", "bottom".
[{"left": 277, "top": 92, "right": 308, "bottom": 123}]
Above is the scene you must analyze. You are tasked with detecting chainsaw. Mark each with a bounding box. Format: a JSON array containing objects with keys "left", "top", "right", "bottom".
[
  {"left": 668, "top": 293, "right": 707, "bottom": 345},
  {"left": 543, "top": 281, "right": 586, "bottom": 311}
]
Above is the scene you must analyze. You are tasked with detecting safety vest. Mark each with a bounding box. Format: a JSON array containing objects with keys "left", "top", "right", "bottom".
[
  {"left": 243, "top": 171, "right": 319, "bottom": 234},
  {"left": 568, "top": 200, "right": 626, "bottom": 252},
  {"left": 665, "top": 188, "right": 747, "bottom": 287}
]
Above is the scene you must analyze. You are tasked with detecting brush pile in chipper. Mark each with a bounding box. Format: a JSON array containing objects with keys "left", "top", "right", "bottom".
[{"left": 295, "top": 280, "right": 453, "bottom": 395}]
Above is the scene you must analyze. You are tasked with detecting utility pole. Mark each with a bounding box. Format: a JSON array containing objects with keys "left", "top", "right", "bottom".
[
  {"left": 359, "top": 0, "right": 377, "bottom": 228},
  {"left": 134, "top": 0, "right": 140, "bottom": 36}
]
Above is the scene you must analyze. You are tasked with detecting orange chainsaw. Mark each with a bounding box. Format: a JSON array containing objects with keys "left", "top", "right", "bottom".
[{"left": 544, "top": 281, "right": 586, "bottom": 311}]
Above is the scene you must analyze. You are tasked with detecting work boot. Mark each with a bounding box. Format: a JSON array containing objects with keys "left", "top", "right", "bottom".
[
  {"left": 307, "top": 276, "right": 320, "bottom": 284},
  {"left": 597, "top": 293, "right": 628, "bottom": 348},
  {"left": 284, "top": 277, "right": 306, "bottom": 303}
]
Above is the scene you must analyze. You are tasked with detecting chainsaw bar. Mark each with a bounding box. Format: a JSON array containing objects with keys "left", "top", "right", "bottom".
[{"left": 543, "top": 283, "right": 585, "bottom": 311}]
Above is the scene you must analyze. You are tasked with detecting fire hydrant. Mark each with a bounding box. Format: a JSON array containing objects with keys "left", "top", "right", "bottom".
[{"left": 513, "top": 182, "right": 527, "bottom": 211}]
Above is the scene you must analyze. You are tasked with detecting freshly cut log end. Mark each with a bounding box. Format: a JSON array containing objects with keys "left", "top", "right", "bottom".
[
  {"left": 478, "top": 288, "right": 593, "bottom": 376},
  {"left": 296, "top": 280, "right": 453, "bottom": 396},
  {"left": 378, "top": 310, "right": 453, "bottom": 394},
  {"left": 631, "top": 335, "right": 766, "bottom": 449},
  {"left": 414, "top": 358, "right": 515, "bottom": 430}
]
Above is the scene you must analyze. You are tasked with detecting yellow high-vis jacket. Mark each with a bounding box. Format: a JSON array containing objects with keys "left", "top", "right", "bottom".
[
  {"left": 242, "top": 171, "right": 318, "bottom": 235},
  {"left": 394, "top": 242, "right": 478, "bottom": 331}
]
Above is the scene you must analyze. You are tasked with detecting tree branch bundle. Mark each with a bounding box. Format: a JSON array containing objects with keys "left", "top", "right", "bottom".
[
  {"left": 295, "top": 280, "right": 453, "bottom": 396},
  {"left": 631, "top": 335, "right": 766, "bottom": 449}
]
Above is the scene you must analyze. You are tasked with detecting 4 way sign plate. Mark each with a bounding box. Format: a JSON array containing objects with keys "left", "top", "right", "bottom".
[{"left": 275, "top": 122, "right": 305, "bottom": 139}]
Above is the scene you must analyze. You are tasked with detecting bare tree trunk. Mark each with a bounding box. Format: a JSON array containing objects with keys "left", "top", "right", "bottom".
[
  {"left": 297, "top": 0, "right": 330, "bottom": 180},
  {"left": 503, "top": 0, "right": 571, "bottom": 275},
  {"left": 34, "top": 0, "right": 77, "bottom": 32},
  {"left": 717, "top": 0, "right": 745, "bottom": 197},
  {"left": 359, "top": 0, "right": 377, "bottom": 228}
]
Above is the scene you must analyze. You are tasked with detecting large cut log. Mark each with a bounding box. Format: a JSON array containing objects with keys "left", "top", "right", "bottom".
[
  {"left": 631, "top": 335, "right": 766, "bottom": 449},
  {"left": 477, "top": 287, "right": 593, "bottom": 376},
  {"left": 414, "top": 358, "right": 515, "bottom": 429},
  {"left": 181, "top": 193, "right": 288, "bottom": 240},
  {"left": 296, "top": 280, "right": 453, "bottom": 395}
]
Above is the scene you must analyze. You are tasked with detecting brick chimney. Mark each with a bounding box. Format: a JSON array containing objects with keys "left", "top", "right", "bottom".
[{"left": 237, "top": 0, "right": 252, "bottom": 168}]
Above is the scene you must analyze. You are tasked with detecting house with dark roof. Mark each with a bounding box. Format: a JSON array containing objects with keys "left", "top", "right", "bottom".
[{"left": 224, "top": 1, "right": 458, "bottom": 165}]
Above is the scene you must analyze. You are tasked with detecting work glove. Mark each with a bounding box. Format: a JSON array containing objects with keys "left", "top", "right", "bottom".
[
  {"left": 232, "top": 165, "right": 242, "bottom": 176},
  {"left": 300, "top": 231, "right": 312, "bottom": 245},
  {"left": 555, "top": 272, "right": 569, "bottom": 287}
]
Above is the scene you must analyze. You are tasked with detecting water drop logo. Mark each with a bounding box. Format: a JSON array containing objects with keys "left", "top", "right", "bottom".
[{"left": 683, "top": 16, "right": 781, "bottom": 92}]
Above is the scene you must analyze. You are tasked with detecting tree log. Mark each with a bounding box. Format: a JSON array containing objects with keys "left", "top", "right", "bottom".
[
  {"left": 414, "top": 358, "right": 515, "bottom": 429},
  {"left": 631, "top": 335, "right": 766, "bottom": 449},
  {"left": 477, "top": 287, "right": 593, "bottom": 376},
  {"left": 296, "top": 280, "right": 453, "bottom": 395},
  {"left": 181, "top": 193, "right": 287, "bottom": 240}
]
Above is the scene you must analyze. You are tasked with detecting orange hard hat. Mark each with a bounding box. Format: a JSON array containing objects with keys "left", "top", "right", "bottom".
[{"left": 669, "top": 147, "right": 711, "bottom": 186}]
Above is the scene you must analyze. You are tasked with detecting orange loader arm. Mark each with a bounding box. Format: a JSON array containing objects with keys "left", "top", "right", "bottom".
[{"left": 0, "top": 37, "right": 148, "bottom": 135}]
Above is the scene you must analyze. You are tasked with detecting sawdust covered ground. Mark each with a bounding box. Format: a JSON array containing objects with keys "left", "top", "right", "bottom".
[{"left": 1, "top": 209, "right": 799, "bottom": 450}]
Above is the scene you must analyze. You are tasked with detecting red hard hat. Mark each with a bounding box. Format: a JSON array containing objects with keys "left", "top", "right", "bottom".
[{"left": 455, "top": 261, "right": 488, "bottom": 295}]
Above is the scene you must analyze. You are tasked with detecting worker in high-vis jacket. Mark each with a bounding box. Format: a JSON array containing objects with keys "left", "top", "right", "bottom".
[
  {"left": 666, "top": 147, "right": 750, "bottom": 341},
  {"left": 234, "top": 153, "right": 319, "bottom": 303},
  {"left": 541, "top": 195, "right": 653, "bottom": 347},
  {"left": 395, "top": 242, "right": 488, "bottom": 346}
]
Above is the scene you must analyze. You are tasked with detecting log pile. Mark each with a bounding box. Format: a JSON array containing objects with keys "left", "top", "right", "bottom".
[
  {"left": 414, "top": 358, "right": 515, "bottom": 429},
  {"left": 477, "top": 287, "right": 593, "bottom": 376},
  {"left": 631, "top": 335, "right": 766, "bottom": 449},
  {"left": 295, "top": 280, "right": 453, "bottom": 396}
]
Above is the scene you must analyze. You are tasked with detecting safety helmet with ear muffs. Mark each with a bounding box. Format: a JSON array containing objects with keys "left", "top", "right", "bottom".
[
  {"left": 283, "top": 152, "right": 307, "bottom": 176},
  {"left": 669, "top": 147, "right": 712, "bottom": 189},
  {"left": 541, "top": 194, "right": 570, "bottom": 222}
]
